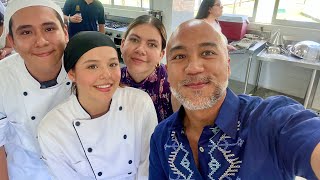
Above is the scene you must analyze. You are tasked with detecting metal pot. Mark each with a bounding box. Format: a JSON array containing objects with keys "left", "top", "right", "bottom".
[{"left": 287, "top": 41, "right": 320, "bottom": 60}]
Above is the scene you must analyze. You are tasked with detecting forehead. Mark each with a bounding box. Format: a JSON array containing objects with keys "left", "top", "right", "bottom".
[
  {"left": 80, "top": 46, "right": 118, "bottom": 60},
  {"left": 11, "top": 6, "right": 59, "bottom": 27},
  {"left": 128, "top": 24, "right": 161, "bottom": 39},
  {"left": 169, "top": 23, "right": 222, "bottom": 49}
]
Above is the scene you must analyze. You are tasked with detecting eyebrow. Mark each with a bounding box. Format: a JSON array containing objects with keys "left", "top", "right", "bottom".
[
  {"left": 83, "top": 57, "right": 119, "bottom": 64},
  {"left": 199, "top": 42, "right": 218, "bottom": 48},
  {"left": 129, "top": 33, "right": 159, "bottom": 43},
  {"left": 169, "top": 45, "right": 186, "bottom": 54},
  {"left": 15, "top": 22, "right": 58, "bottom": 32}
]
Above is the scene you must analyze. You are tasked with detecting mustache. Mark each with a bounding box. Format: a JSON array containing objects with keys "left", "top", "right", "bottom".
[{"left": 179, "top": 76, "right": 214, "bottom": 86}]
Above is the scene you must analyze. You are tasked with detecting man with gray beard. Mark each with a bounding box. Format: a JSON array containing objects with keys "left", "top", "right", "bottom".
[{"left": 149, "top": 19, "right": 320, "bottom": 179}]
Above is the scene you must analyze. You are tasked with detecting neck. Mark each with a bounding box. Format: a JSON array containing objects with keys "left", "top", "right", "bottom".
[
  {"left": 78, "top": 95, "right": 112, "bottom": 119},
  {"left": 183, "top": 94, "right": 226, "bottom": 134},
  {"left": 204, "top": 16, "right": 218, "bottom": 25},
  {"left": 25, "top": 61, "right": 62, "bottom": 82},
  {"left": 85, "top": 0, "right": 94, "bottom": 4},
  {"left": 128, "top": 67, "right": 156, "bottom": 83}
]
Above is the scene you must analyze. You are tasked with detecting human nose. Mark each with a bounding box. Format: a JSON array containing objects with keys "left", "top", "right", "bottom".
[
  {"left": 34, "top": 32, "right": 49, "bottom": 47},
  {"left": 134, "top": 43, "right": 146, "bottom": 56},
  {"left": 99, "top": 67, "right": 111, "bottom": 79},
  {"left": 185, "top": 56, "right": 204, "bottom": 75}
]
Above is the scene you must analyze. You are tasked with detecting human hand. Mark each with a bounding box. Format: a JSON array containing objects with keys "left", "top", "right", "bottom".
[
  {"left": 70, "top": 14, "right": 82, "bottom": 23},
  {"left": 227, "top": 44, "right": 237, "bottom": 51},
  {"left": 0, "top": 47, "right": 12, "bottom": 60}
]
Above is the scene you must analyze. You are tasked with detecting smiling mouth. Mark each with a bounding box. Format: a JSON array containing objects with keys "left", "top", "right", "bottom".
[
  {"left": 96, "top": 84, "right": 111, "bottom": 88},
  {"left": 131, "top": 57, "right": 145, "bottom": 63},
  {"left": 95, "top": 84, "right": 113, "bottom": 92},
  {"left": 33, "top": 51, "right": 54, "bottom": 57},
  {"left": 185, "top": 82, "right": 209, "bottom": 89}
]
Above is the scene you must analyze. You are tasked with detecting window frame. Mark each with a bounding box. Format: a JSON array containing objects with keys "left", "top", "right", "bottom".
[
  {"left": 271, "top": 0, "right": 320, "bottom": 29},
  {"left": 100, "top": 0, "right": 151, "bottom": 11}
]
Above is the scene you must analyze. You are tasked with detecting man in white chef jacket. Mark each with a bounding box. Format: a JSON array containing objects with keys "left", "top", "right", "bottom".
[{"left": 0, "top": 0, "right": 70, "bottom": 179}]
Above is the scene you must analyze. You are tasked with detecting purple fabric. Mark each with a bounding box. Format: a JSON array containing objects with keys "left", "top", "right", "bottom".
[{"left": 121, "top": 64, "right": 173, "bottom": 122}]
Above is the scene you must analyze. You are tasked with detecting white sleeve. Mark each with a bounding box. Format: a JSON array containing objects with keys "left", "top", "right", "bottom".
[
  {"left": 38, "top": 121, "right": 90, "bottom": 180},
  {"left": 0, "top": 80, "right": 8, "bottom": 147},
  {"left": 136, "top": 95, "right": 158, "bottom": 180}
]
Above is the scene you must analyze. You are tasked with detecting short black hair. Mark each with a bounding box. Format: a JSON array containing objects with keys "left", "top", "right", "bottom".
[{"left": 8, "top": 8, "right": 64, "bottom": 38}]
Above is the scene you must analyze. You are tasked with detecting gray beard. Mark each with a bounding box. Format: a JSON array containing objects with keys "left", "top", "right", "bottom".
[{"left": 171, "top": 78, "right": 228, "bottom": 111}]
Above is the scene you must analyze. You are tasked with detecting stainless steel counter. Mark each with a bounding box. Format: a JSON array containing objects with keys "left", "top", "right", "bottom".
[
  {"left": 256, "top": 49, "right": 320, "bottom": 108},
  {"left": 230, "top": 40, "right": 266, "bottom": 94}
]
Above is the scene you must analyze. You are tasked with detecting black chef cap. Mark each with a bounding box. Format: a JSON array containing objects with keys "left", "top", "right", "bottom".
[{"left": 64, "top": 31, "right": 118, "bottom": 72}]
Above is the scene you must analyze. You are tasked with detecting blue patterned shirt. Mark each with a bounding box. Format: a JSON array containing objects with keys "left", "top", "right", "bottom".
[{"left": 149, "top": 88, "right": 320, "bottom": 180}]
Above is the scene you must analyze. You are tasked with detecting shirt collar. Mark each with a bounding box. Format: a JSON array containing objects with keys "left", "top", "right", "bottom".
[
  {"left": 123, "top": 66, "right": 158, "bottom": 86},
  {"left": 170, "top": 88, "right": 240, "bottom": 139}
]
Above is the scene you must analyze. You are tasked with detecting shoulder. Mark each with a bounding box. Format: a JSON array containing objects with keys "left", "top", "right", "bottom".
[
  {"left": 116, "top": 86, "right": 152, "bottom": 103},
  {"left": 94, "top": 0, "right": 103, "bottom": 6},
  {"left": 238, "top": 94, "right": 309, "bottom": 130},
  {"left": 38, "top": 96, "right": 75, "bottom": 131},
  {"left": 152, "top": 112, "right": 177, "bottom": 139},
  {"left": 0, "top": 54, "right": 21, "bottom": 82}
]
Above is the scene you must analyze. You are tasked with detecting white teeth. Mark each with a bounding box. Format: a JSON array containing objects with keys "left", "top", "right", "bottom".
[{"left": 96, "top": 84, "right": 111, "bottom": 88}]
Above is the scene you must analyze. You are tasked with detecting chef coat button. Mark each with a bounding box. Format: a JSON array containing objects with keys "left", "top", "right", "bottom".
[
  {"left": 66, "top": 82, "right": 71, "bottom": 85},
  {"left": 128, "top": 172, "right": 132, "bottom": 175},
  {"left": 123, "top": 134, "right": 127, "bottom": 139},
  {"left": 87, "top": 148, "right": 93, "bottom": 153},
  {"left": 23, "top": 92, "right": 28, "bottom": 96},
  {"left": 128, "top": 160, "right": 132, "bottom": 164},
  {"left": 31, "top": 116, "right": 36, "bottom": 120},
  {"left": 98, "top": 172, "right": 102, "bottom": 176},
  {"left": 199, "top": 147, "right": 204, "bottom": 153},
  {"left": 119, "top": 106, "right": 122, "bottom": 111},
  {"left": 75, "top": 121, "right": 80, "bottom": 126}
]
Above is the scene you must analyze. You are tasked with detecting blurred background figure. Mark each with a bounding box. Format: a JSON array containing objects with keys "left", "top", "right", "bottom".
[
  {"left": 196, "top": 0, "right": 237, "bottom": 51},
  {"left": 0, "top": 1, "right": 13, "bottom": 60},
  {"left": 63, "top": 0, "right": 105, "bottom": 38}
]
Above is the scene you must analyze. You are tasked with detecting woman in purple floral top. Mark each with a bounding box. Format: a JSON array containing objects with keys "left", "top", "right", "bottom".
[{"left": 120, "top": 15, "right": 174, "bottom": 122}]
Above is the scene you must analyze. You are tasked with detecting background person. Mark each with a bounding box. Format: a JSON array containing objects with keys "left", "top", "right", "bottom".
[
  {"left": 120, "top": 15, "right": 175, "bottom": 122},
  {"left": 196, "top": 0, "right": 237, "bottom": 51},
  {"left": 63, "top": 0, "right": 105, "bottom": 38},
  {"left": 0, "top": 0, "right": 70, "bottom": 179},
  {"left": 149, "top": 19, "right": 320, "bottom": 179},
  {"left": 0, "top": 1, "right": 13, "bottom": 60},
  {"left": 38, "top": 31, "right": 157, "bottom": 179}
]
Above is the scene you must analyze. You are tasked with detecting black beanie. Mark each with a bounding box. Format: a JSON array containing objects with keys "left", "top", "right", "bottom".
[{"left": 64, "top": 31, "right": 118, "bottom": 72}]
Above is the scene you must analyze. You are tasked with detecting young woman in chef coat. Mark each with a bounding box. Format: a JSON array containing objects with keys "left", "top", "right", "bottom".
[
  {"left": 120, "top": 15, "right": 178, "bottom": 122},
  {"left": 38, "top": 31, "right": 158, "bottom": 180}
]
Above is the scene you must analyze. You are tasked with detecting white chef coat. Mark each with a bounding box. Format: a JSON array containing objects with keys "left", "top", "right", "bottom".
[
  {"left": 0, "top": 54, "right": 71, "bottom": 180},
  {"left": 38, "top": 87, "right": 158, "bottom": 180}
]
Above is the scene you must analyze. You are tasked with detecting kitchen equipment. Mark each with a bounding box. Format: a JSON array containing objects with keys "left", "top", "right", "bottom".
[
  {"left": 267, "top": 46, "right": 281, "bottom": 54},
  {"left": 104, "top": 15, "right": 134, "bottom": 63},
  {"left": 268, "top": 30, "right": 284, "bottom": 47},
  {"left": 287, "top": 41, "right": 320, "bottom": 60},
  {"left": 219, "top": 14, "right": 249, "bottom": 40}
]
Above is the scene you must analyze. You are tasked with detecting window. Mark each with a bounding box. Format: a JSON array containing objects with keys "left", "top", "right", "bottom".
[
  {"left": 53, "top": 0, "right": 150, "bottom": 10},
  {"left": 222, "top": 0, "right": 257, "bottom": 19},
  {"left": 195, "top": 0, "right": 320, "bottom": 29},
  {"left": 272, "top": 0, "right": 320, "bottom": 28},
  {"left": 100, "top": 0, "right": 150, "bottom": 9}
]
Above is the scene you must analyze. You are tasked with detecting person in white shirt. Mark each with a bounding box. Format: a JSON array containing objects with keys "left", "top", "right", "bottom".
[
  {"left": 195, "top": 0, "right": 237, "bottom": 51},
  {"left": 0, "top": 0, "right": 70, "bottom": 179},
  {"left": 38, "top": 31, "right": 158, "bottom": 180},
  {"left": 0, "top": 1, "right": 13, "bottom": 60}
]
